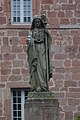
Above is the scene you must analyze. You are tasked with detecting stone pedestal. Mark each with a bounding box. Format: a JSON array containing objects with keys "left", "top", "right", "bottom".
[{"left": 24, "top": 92, "right": 59, "bottom": 120}]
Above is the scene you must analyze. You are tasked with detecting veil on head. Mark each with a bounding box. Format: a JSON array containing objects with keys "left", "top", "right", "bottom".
[{"left": 31, "top": 15, "right": 45, "bottom": 30}]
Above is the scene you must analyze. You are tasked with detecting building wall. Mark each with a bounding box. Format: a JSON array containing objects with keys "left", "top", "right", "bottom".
[{"left": 0, "top": 0, "right": 80, "bottom": 120}]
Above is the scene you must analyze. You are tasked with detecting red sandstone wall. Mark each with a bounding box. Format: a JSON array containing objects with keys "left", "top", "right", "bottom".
[{"left": 0, "top": 0, "right": 80, "bottom": 120}]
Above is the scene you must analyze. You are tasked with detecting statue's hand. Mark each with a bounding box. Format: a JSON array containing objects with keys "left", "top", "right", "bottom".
[
  {"left": 26, "top": 38, "right": 34, "bottom": 46},
  {"left": 26, "top": 34, "right": 32, "bottom": 44},
  {"left": 44, "top": 28, "right": 48, "bottom": 33}
]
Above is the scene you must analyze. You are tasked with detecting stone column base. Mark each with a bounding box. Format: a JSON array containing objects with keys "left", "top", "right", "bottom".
[{"left": 24, "top": 92, "right": 59, "bottom": 120}]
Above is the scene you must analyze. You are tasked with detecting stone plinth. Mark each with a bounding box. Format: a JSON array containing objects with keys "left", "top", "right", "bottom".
[{"left": 24, "top": 92, "right": 59, "bottom": 120}]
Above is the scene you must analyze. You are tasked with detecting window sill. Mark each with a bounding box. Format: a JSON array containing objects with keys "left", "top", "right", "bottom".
[{"left": 6, "top": 24, "right": 31, "bottom": 29}]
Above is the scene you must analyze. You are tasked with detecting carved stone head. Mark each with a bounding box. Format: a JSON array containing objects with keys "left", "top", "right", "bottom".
[{"left": 31, "top": 15, "right": 45, "bottom": 30}]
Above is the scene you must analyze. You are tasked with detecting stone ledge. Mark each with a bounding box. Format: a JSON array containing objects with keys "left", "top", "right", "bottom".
[{"left": 27, "top": 92, "right": 55, "bottom": 100}]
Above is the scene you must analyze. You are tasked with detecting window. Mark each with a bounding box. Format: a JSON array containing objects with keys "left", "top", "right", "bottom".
[
  {"left": 11, "top": 89, "right": 30, "bottom": 120},
  {"left": 11, "top": 0, "right": 32, "bottom": 24}
]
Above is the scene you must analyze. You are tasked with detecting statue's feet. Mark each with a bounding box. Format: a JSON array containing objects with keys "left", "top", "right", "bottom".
[{"left": 36, "top": 87, "right": 41, "bottom": 92}]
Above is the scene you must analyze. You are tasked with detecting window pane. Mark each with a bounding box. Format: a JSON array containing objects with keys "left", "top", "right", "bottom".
[
  {"left": 28, "top": 7, "right": 30, "bottom": 10},
  {"left": 13, "top": 97, "right": 16, "bottom": 103},
  {"left": 16, "top": 17, "right": 20, "bottom": 22},
  {"left": 17, "top": 5, "right": 20, "bottom": 7},
  {"left": 13, "top": 104, "right": 17, "bottom": 110},
  {"left": 17, "top": 6, "right": 20, "bottom": 10},
  {"left": 18, "top": 98, "right": 21, "bottom": 103},
  {"left": 24, "top": 6, "right": 26, "bottom": 10},
  {"left": 18, "top": 111, "right": 21, "bottom": 116},
  {"left": 17, "top": 1, "right": 20, "bottom": 4},
  {"left": 13, "top": 118, "right": 17, "bottom": 120},
  {"left": 28, "top": 17, "right": 31, "bottom": 22},
  {"left": 13, "top": 111, "right": 17, "bottom": 117},
  {"left": 13, "top": 91, "right": 16, "bottom": 96},
  {"left": 17, "top": 11, "right": 20, "bottom": 16},
  {"left": 24, "top": 11, "right": 27, "bottom": 16},
  {"left": 18, "top": 118, "right": 21, "bottom": 120},
  {"left": 13, "top": 17, "right": 16, "bottom": 22},
  {"left": 24, "top": 1, "right": 27, "bottom": 4},
  {"left": 13, "top": 11, "right": 16, "bottom": 16},
  {"left": 28, "top": 2, "right": 31, "bottom": 5},
  {"left": 18, "top": 104, "right": 21, "bottom": 110},
  {"left": 24, "top": 17, "right": 27, "bottom": 22},
  {"left": 13, "top": 6, "right": 16, "bottom": 10},
  {"left": 24, "top": 5, "right": 26, "bottom": 8},
  {"left": 28, "top": 11, "right": 30, "bottom": 16},
  {"left": 18, "top": 91, "right": 21, "bottom": 96}
]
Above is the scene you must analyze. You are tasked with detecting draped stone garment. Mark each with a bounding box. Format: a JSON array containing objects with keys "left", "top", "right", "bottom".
[{"left": 27, "top": 28, "right": 52, "bottom": 92}]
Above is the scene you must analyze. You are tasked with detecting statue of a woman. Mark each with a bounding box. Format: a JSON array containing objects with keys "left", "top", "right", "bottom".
[{"left": 27, "top": 15, "right": 52, "bottom": 92}]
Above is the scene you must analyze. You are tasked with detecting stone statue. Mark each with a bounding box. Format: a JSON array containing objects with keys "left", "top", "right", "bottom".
[{"left": 26, "top": 15, "right": 52, "bottom": 92}]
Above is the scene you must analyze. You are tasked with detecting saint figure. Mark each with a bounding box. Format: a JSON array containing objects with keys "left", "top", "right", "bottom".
[{"left": 27, "top": 15, "right": 52, "bottom": 92}]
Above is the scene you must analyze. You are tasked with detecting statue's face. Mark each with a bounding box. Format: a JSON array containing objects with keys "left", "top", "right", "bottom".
[{"left": 34, "top": 18, "right": 41, "bottom": 28}]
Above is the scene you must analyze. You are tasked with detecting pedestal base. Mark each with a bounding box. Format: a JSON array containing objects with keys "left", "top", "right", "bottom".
[{"left": 24, "top": 92, "right": 59, "bottom": 120}]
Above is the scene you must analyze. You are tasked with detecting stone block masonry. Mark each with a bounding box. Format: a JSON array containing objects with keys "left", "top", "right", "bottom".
[
  {"left": 1, "top": 28, "right": 80, "bottom": 120},
  {"left": 0, "top": 0, "right": 80, "bottom": 120}
]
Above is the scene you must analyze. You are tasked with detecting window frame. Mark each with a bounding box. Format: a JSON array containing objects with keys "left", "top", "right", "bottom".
[
  {"left": 11, "top": 0, "right": 32, "bottom": 25},
  {"left": 11, "top": 88, "right": 30, "bottom": 120}
]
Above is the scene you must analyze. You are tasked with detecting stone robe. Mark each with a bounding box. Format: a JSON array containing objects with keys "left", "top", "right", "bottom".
[{"left": 27, "top": 27, "right": 52, "bottom": 92}]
